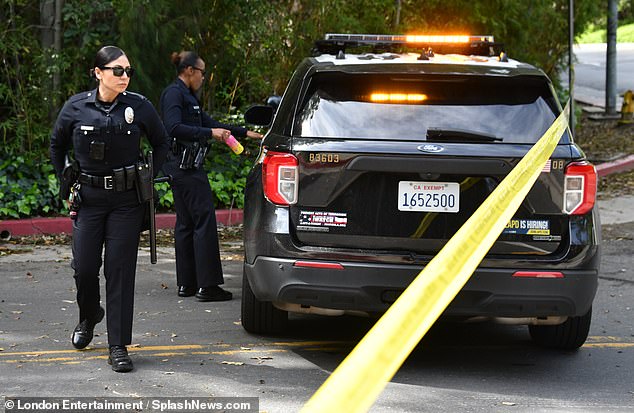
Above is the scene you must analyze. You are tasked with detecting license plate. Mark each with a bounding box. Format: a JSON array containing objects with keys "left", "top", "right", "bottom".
[{"left": 398, "top": 181, "right": 459, "bottom": 212}]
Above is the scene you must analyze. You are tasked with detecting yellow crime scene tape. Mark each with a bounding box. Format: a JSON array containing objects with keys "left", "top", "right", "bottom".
[{"left": 301, "top": 104, "right": 570, "bottom": 413}]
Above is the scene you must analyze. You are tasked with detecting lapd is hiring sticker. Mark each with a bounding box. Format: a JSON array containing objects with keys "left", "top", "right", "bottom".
[
  {"left": 503, "top": 219, "right": 550, "bottom": 235},
  {"left": 125, "top": 107, "right": 134, "bottom": 124}
]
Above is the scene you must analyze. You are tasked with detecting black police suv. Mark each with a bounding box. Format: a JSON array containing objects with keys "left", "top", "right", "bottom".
[{"left": 242, "top": 34, "right": 600, "bottom": 349}]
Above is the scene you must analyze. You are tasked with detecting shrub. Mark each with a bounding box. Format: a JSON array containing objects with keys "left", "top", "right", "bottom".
[{"left": 0, "top": 155, "right": 62, "bottom": 218}]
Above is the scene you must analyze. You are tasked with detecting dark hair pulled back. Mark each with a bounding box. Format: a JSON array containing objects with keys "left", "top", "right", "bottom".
[
  {"left": 91, "top": 45, "right": 126, "bottom": 79},
  {"left": 170, "top": 51, "right": 200, "bottom": 74}
]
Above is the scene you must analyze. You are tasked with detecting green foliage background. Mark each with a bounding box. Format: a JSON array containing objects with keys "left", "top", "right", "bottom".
[{"left": 0, "top": 0, "right": 614, "bottom": 218}]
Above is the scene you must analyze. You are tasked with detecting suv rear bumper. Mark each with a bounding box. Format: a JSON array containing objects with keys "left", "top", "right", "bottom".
[{"left": 245, "top": 257, "right": 598, "bottom": 318}]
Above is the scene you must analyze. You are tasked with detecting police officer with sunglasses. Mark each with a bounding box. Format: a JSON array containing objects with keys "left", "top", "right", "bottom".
[
  {"left": 50, "top": 46, "right": 170, "bottom": 372},
  {"left": 159, "top": 51, "right": 262, "bottom": 302}
]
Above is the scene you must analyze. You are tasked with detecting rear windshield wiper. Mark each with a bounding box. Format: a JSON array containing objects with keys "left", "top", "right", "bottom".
[{"left": 426, "top": 128, "right": 503, "bottom": 142}]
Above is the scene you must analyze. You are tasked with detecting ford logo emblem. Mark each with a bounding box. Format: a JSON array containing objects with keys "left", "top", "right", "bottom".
[{"left": 417, "top": 144, "right": 444, "bottom": 153}]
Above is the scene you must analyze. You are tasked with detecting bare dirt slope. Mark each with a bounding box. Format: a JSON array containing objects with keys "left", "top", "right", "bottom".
[{"left": 574, "top": 109, "right": 634, "bottom": 198}]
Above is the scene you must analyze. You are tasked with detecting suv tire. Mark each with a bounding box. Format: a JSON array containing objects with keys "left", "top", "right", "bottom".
[
  {"left": 528, "top": 307, "right": 592, "bottom": 350},
  {"left": 241, "top": 271, "right": 288, "bottom": 334}
]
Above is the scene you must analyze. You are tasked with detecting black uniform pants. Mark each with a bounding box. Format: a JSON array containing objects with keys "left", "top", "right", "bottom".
[
  {"left": 163, "top": 158, "right": 224, "bottom": 288},
  {"left": 71, "top": 186, "right": 144, "bottom": 346}
]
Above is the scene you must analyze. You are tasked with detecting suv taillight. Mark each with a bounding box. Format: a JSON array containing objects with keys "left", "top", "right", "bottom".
[
  {"left": 563, "top": 161, "right": 597, "bottom": 215},
  {"left": 262, "top": 151, "right": 299, "bottom": 205}
]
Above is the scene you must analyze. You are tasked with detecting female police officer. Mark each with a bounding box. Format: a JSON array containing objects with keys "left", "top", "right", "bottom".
[
  {"left": 160, "top": 51, "right": 262, "bottom": 302},
  {"left": 50, "top": 46, "right": 170, "bottom": 372}
]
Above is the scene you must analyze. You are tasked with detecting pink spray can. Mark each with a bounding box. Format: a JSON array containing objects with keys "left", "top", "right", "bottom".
[{"left": 225, "top": 135, "right": 244, "bottom": 155}]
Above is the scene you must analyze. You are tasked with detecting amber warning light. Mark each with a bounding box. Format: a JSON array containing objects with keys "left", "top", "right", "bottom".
[
  {"left": 406, "top": 35, "right": 470, "bottom": 43},
  {"left": 370, "top": 93, "right": 427, "bottom": 103}
]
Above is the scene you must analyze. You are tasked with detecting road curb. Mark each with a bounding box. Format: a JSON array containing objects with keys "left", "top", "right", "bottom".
[
  {"left": 0, "top": 209, "right": 243, "bottom": 237},
  {"left": 596, "top": 154, "right": 634, "bottom": 177}
]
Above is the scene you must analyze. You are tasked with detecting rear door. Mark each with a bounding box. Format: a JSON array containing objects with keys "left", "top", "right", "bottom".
[{"left": 288, "top": 71, "right": 572, "bottom": 257}]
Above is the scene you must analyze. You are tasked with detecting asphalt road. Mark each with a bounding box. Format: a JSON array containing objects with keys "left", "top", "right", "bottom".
[
  {"left": 567, "top": 43, "right": 634, "bottom": 107},
  {"left": 1, "top": 217, "right": 633, "bottom": 412}
]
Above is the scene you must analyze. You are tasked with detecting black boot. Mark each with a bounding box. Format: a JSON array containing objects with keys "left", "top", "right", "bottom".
[
  {"left": 108, "top": 345, "right": 134, "bottom": 373},
  {"left": 195, "top": 286, "right": 232, "bottom": 302},
  {"left": 178, "top": 285, "right": 197, "bottom": 297},
  {"left": 71, "top": 306, "right": 105, "bottom": 349}
]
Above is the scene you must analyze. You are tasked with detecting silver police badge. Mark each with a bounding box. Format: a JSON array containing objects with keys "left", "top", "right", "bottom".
[{"left": 124, "top": 107, "right": 134, "bottom": 124}]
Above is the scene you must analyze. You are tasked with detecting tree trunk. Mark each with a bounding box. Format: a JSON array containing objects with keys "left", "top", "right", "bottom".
[
  {"left": 40, "top": 0, "right": 55, "bottom": 48},
  {"left": 606, "top": 0, "right": 618, "bottom": 115},
  {"left": 40, "top": 0, "right": 64, "bottom": 119},
  {"left": 568, "top": 0, "right": 575, "bottom": 132},
  {"left": 53, "top": 0, "right": 64, "bottom": 106}
]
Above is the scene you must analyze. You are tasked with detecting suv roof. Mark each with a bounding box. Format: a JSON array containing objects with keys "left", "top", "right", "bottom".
[{"left": 310, "top": 33, "right": 544, "bottom": 77}]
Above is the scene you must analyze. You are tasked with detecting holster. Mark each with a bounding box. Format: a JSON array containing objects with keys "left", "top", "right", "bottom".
[
  {"left": 193, "top": 144, "right": 209, "bottom": 169},
  {"left": 135, "top": 160, "right": 153, "bottom": 203},
  {"left": 60, "top": 159, "right": 79, "bottom": 200},
  {"left": 179, "top": 142, "right": 198, "bottom": 170}
]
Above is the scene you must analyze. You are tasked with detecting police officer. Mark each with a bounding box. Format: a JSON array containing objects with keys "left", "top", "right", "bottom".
[
  {"left": 160, "top": 51, "right": 262, "bottom": 302},
  {"left": 50, "top": 46, "right": 170, "bottom": 372}
]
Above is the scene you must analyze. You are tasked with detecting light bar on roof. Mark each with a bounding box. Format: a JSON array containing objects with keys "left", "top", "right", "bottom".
[
  {"left": 324, "top": 33, "right": 495, "bottom": 44},
  {"left": 315, "top": 33, "right": 501, "bottom": 58}
]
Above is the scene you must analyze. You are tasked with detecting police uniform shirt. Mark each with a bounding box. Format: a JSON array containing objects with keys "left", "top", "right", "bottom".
[
  {"left": 159, "top": 78, "right": 247, "bottom": 143},
  {"left": 50, "top": 90, "right": 170, "bottom": 177}
]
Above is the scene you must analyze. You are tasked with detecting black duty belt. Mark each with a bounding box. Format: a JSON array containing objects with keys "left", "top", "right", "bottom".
[{"left": 78, "top": 165, "right": 137, "bottom": 191}]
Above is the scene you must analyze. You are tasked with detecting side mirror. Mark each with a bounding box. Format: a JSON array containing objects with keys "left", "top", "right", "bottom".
[{"left": 244, "top": 105, "right": 274, "bottom": 126}]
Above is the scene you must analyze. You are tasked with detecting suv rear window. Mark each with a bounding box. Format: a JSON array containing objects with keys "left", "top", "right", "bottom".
[{"left": 295, "top": 72, "right": 566, "bottom": 144}]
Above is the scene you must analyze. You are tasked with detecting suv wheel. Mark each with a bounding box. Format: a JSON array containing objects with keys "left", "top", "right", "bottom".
[
  {"left": 241, "top": 271, "right": 288, "bottom": 334},
  {"left": 528, "top": 307, "right": 592, "bottom": 350}
]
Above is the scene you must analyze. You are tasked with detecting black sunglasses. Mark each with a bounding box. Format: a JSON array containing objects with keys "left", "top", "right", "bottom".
[
  {"left": 100, "top": 65, "right": 135, "bottom": 77},
  {"left": 192, "top": 66, "right": 206, "bottom": 76}
]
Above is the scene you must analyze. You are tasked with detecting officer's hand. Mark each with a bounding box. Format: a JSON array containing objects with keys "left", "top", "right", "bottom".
[
  {"left": 211, "top": 128, "right": 231, "bottom": 143},
  {"left": 246, "top": 130, "right": 263, "bottom": 140}
]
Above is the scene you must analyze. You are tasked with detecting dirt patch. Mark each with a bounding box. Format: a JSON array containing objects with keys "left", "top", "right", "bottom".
[
  {"left": 574, "top": 107, "right": 634, "bottom": 199},
  {"left": 574, "top": 110, "right": 634, "bottom": 163},
  {"left": 602, "top": 221, "right": 634, "bottom": 241},
  {"left": 2, "top": 225, "right": 243, "bottom": 250},
  {"left": 137, "top": 224, "right": 243, "bottom": 248}
]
